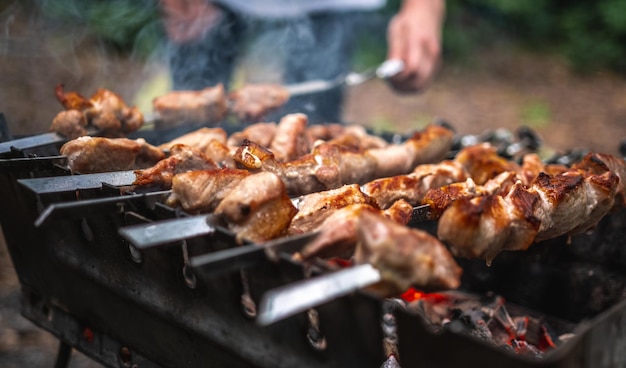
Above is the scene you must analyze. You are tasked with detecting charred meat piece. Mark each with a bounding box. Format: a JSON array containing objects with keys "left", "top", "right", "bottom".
[
  {"left": 362, "top": 160, "right": 468, "bottom": 209},
  {"left": 153, "top": 84, "right": 228, "bottom": 127},
  {"left": 233, "top": 124, "right": 453, "bottom": 196},
  {"left": 133, "top": 144, "right": 218, "bottom": 189},
  {"left": 227, "top": 122, "right": 277, "bottom": 148},
  {"left": 368, "top": 124, "right": 454, "bottom": 179},
  {"left": 88, "top": 88, "right": 144, "bottom": 134},
  {"left": 572, "top": 152, "right": 626, "bottom": 210},
  {"left": 157, "top": 127, "right": 235, "bottom": 167},
  {"left": 166, "top": 168, "right": 251, "bottom": 214},
  {"left": 228, "top": 83, "right": 290, "bottom": 122},
  {"left": 306, "top": 124, "right": 388, "bottom": 150},
  {"left": 269, "top": 113, "right": 310, "bottom": 162},
  {"left": 60, "top": 136, "right": 164, "bottom": 174},
  {"left": 422, "top": 171, "right": 518, "bottom": 218},
  {"left": 438, "top": 164, "right": 621, "bottom": 263},
  {"left": 233, "top": 139, "right": 347, "bottom": 196},
  {"left": 453, "top": 143, "right": 520, "bottom": 185},
  {"left": 49, "top": 110, "right": 88, "bottom": 139},
  {"left": 158, "top": 127, "right": 227, "bottom": 151},
  {"left": 288, "top": 184, "right": 378, "bottom": 235},
  {"left": 214, "top": 172, "right": 297, "bottom": 243},
  {"left": 519, "top": 153, "right": 567, "bottom": 185},
  {"left": 355, "top": 211, "right": 462, "bottom": 295},
  {"left": 295, "top": 199, "right": 413, "bottom": 261},
  {"left": 51, "top": 84, "right": 144, "bottom": 138}
]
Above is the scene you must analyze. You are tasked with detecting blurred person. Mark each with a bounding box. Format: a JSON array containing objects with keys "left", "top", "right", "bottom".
[{"left": 161, "top": 0, "right": 445, "bottom": 123}]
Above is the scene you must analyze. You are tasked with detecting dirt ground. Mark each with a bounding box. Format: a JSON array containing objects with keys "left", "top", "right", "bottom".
[{"left": 1, "top": 36, "right": 626, "bottom": 367}]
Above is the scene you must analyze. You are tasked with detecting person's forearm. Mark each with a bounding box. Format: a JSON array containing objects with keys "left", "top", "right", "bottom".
[{"left": 386, "top": 0, "right": 446, "bottom": 92}]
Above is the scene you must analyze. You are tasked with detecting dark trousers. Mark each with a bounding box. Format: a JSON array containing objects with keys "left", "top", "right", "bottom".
[{"left": 167, "top": 8, "right": 365, "bottom": 124}]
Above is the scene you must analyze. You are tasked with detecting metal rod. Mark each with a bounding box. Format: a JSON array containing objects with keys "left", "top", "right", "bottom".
[{"left": 54, "top": 341, "right": 72, "bottom": 368}]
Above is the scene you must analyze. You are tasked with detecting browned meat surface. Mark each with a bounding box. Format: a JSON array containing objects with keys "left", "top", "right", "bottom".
[
  {"left": 422, "top": 171, "right": 517, "bottom": 218},
  {"left": 156, "top": 127, "right": 235, "bottom": 167},
  {"left": 133, "top": 144, "right": 218, "bottom": 189},
  {"left": 227, "top": 122, "right": 277, "bottom": 148},
  {"left": 573, "top": 152, "right": 626, "bottom": 209},
  {"left": 153, "top": 84, "right": 228, "bottom": 127},
  {"left": 49, "top": 110, "right": 87, "bottom": 139},
  {"left": 269, "top": 113, "right": 310, "bottom": 162},
  {"left": 166, "top": 168, "right": 251, "bottom": 213},
  {"left": 355, "top": 211, "right": 462, "bottom": 295},
  {"left": 158, "top": 127, "right": 227, "bottom": 151},
  {"left": 88, "top": 88, "right": 144, "bottom": 134},
  {"left": 51, "top": 84, "right": 144, "bottom": 138},
  {"left": 295, "top": 199, "right": 413, "bottom": 261},
  {"left": 233, "top": 124, "right": 453, "bottom": 197},
  {"left": 60, "top": 136, "right": 164, "bottom": 174},
  {"left": 233, "top": 140, "right": 344, "bottom": 196},
  {"left": 203, "top": 139, "right": 236, "bottom": 168},
  {"left": 228, "top": 83, "right": 290, "bottom": 122},
  {"left": 306, "top": 124, "right": 387, "bottom": 150},
  {"left": 453, "top": 143, "right": 519, "bottom": 185},
  {"left": 519, "top": 153, "right": 567, "bottom": 185},
  {"left": 362, "top": 160, "right": 468, "bottom": 209},
  {"left": 368, "top": 124, "right": 454, "bottom": 178},
  {"left": 214, "top": 172, "right": 297, "bottom": 243},
  {"left": 438, "top": 162, "right": 621, "bottom": 263},
  {"left": 288, "top": 184, "right": 378, "bottom": 235}
]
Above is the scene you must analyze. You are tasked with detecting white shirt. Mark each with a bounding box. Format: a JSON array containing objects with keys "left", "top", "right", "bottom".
[{"left": 214, "top": 0, "right": 386, "bottom": 18}]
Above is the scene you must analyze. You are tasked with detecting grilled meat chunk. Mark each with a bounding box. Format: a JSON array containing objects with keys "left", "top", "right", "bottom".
[
  {"left": 51, "top": 84, "right": 144, "bottom": 138},
  {"left": 228, "top": 83, "right": 290, "bottom": 122},
  {"left": 157, "top": 127, "right": 235, "bottom": 167},
  {"left": 295, "top": 199, "right": 413, "bottom": 261},
  {"left": 60, "top": 136, "right": 164, "bottom": 174},
  {"left": 153, "top": 84, "right": 228, "bottom": 127},
  {"left": 158, "top": 127, "right": 227, "bottom": 151},
  {"left": 355, "top": 211, "right": 462, "bottom": 294},
  {"left": 269, "top": 113, "right": 310, "bottom": 162},
  {"left": 453, "top": 143, "right": 519, "bottom": 185},
  {"left": 227, "top": 122, "right": 277, "bottom": 148},
  {"left": 49, "top": 110, "right": 88, "bottom": 139},
  {"left": 289, "top": 184, "right": 378, "bottom": 235},
  {"left": 438, "top": 162, "right": 621, "bottom": 263},
  {"left": 166, "top": 168, "right": 251, "bottom": 213},
  {"left": 215, "top": 172, "right": 297, "bottom": 243},
  {"left": 572, "top": 152, "right": 626, "bottom": 210},
  {"left": 306, "top": 124, "right": 388, "bottom": 150},
  {"left": 368, "top": 124, "right": 454, "bottom": 178},
  {"left": 133, "top": 144, "right": 218, "bottom": 189},
  {"left": 233, "top": 124, "right": 453, "bottom": 196},
  {"left": 422, "top": 171, "right": 518, "bottom": 218},
  {"left": 362, "top": 160, "right": 468, "bottom": 209}
]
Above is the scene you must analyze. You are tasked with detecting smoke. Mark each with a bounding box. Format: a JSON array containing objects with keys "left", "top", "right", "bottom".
[{"left": 0, "top": 0, "right": 166, "bottom": 135}]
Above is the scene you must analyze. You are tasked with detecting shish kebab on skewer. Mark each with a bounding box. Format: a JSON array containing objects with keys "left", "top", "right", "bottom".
[
  {"left": 59, "top": 115, "right": 626, "bottom": 265},
  {"left": 48, "top": 86, "right": 626, "bottom": 306}
]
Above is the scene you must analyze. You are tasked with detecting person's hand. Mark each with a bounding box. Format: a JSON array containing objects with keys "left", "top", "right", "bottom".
[
  {"left": 386, "top": 0, "right": 445, "bottom": 92},
  {"left": 161, "top": 0, "right": 223, "bottom": 44}
]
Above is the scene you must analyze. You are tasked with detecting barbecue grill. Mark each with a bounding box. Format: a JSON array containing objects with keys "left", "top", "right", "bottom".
[{"left": 1, "top": 118, "right": 626, "bottom": 368}]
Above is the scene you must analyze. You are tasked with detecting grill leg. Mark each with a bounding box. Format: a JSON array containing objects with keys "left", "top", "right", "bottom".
[{"left": 54, "top": 341, "right": 72, "bottom": 368}]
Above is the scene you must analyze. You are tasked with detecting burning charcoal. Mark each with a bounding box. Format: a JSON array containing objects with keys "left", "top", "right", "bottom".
[
  {"left": 446, "top": 309, "right": 493, "bottom": 342},
  {"left": 516, "top": 126, "right": 542, "bottom": 151},
  {"left": 511, "top": 339, "right": 543, "bottom": 357},
  {"left": 545, "top": 148, "right": 589, "bottom": 166},
  {"left": 513, "top": 316, "right": 528, "bottom": 340}
]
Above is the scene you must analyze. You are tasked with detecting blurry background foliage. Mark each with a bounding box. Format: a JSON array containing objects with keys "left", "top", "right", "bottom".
[{"left": 26, "top": 0, "right": 626, "bottom": 75}]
